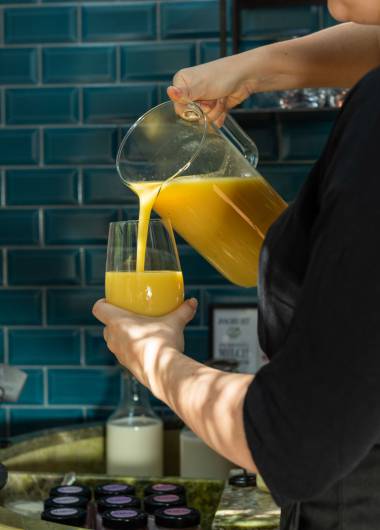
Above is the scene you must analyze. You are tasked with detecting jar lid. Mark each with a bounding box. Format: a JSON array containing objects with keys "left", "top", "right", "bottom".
[
  {"left": 44, "top": 495, "right": 88, "bottom": 509},
  {"left": 41, "top": 507, "right": 87, "bottom": 526},
  {"left": 50, "top": 484, "right": 91, "bottom": 500},
  {"left": 155, "top": 507, "right": 201, "bottom": 529},
  {"left": 98, "top": 495, "right": 141, "bottom": 513},
  {"left": 144, "top": 484, "right": 186, "bottom": 498},
  {"left": 144, "top": 494, "right": 186, "bottom": 515},
  {"left": 95, "top": 483, "right": 136, "bottom": 499},
  {"left": 102, "top": 508, "right": 148, "bottom": 530}
]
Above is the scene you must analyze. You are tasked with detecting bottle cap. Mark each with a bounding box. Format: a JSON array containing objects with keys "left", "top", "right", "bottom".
[
  {"left": 50, "top": 484, "right": 91, "bottom": 501},
  {"left": 144, "top": 484, "right": 186, "bottom": 498},
  {"left": 98, "top": 495, "right": 141, "bottom": 513},
  {"left": 44, "top": 495, "right": 88, "bottom": 510},
  {"left": 228, "top": 473, "right": 256, "bottom": 488},
  {"left": 102, "top": 508, "right": 148, "bottom": 530},
  {"left": 155, "top": 507, "right": 201, "bottom": 529},
  {"left": 95, "top": 483, "right": 136, "bottom": 499},
  {"left": 41, "top": 507, "right": 87, "bottom": 526},
  {"left": 144, "top": 494, "right": 186, "bottom": 515}
]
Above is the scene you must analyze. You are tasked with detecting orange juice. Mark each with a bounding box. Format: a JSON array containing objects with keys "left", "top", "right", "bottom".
[
  {"left": 131, "top": 176, "right": 286, "bottom": 288},
  {"left": 106, "top": 270, "right": 184, "bottom": 316}
]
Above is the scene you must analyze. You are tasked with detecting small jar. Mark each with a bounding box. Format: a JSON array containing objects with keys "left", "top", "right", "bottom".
[
  {"left": 102, "top": 508, "right": 148, "bottom": 530},
  {"left": 41, "top": 507, "right": 87, "bottom": 527},
  {"left": 50, "top": 484, "right": 92, "bottom": 501},
  {"left": 96, "top": 496, "right": 141, "bottom": 530},
  {"left": 95, "top": 483, "right": 136, "bottom": 500},
  {"left": 144, "top": 494, "right": 186, "bottom": 530},
  {"left": 144, "top": 484, "right": 186, "bottom": 498},
  {"left": 155, "top": 507, "right": 201, "bottom": 530},
  {"left": 45, "top": 495, "right": 88, "bottom": 510}
]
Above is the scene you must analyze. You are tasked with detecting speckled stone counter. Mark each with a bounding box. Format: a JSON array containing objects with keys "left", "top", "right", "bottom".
[{"left": 212, "top": 475, "right": 280, "bottom": 530}]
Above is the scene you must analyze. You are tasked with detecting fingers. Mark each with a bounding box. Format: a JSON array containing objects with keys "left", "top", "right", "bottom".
[
  {"left": 169, "top": 298, "right": 198, "bottom": 327},
  {"left": 92, "top": 299, "right": 132, "bottom": 325},
  {"left": 204, "top": 98, "right": 226, "bottom": 124}
]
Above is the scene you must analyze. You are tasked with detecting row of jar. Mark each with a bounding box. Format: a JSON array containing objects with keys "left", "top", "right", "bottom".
[{"left": 41, "top": 482, "right": 201, "bottom": 530}]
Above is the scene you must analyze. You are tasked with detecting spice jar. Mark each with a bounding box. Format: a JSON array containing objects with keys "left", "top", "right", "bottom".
[
  {"left": 102, "top": 508, "right": 148, "bottom": 530},
  {"left": 41, "top": 507, "right": 87, "bottom": 527},
  {"left": 155, "top": 507, "right": 201, "bottom": 530}
]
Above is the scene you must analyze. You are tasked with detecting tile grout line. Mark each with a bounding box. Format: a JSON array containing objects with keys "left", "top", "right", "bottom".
[
  {"left": 79, "top": 246, "right": 85, "bottom": 286},
  {"left": 0, "top": 7, "right": 4, "bottom": 47},
  {"left": 37, "top": 45, "right": 42, "bottom": 86},
  {"left": 41, "top": 287, "right": 48, "bottom": 327},
  {"left": 77, "top": 167, "right": 83, "bottom": 204},
  {"left": 1, "top": 169, "right": 5, "bottom": 207},
  {"left": 156, "top": 0, "right": 161, "bottom": 41},
  {"left": 1, "top": 88, "right": 5, "bottom": 128},
  {"left": 80, "top": 327, "right": 85, "bottom": 366},
  {"left": 2, "top": 248, "right": 7, "bottom": 287},
  {"left": 115, "top": 45, "right": 121, "bottom": 83},
  {"left": 39, "top": 127, "right": 44, "bottom": 167},
  {"left": 38, "top": 207, "right": 45, "bottom": 246},
  {"left": 77, "top": 4, "right": 82, "bottom": 42}
]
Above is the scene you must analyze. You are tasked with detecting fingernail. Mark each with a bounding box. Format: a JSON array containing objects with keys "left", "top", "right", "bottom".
[{"left": 188, "top": 298, "right": 198, "bottom": 311}]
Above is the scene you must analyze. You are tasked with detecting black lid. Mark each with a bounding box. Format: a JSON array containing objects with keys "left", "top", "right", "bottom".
[
  {"left": 44, "top": 495, "right": 88, "bottom": 510},
  {"left": 41, "top": 507, "right": 87, "bottom": 526},
  {"left": 228, "top": 473, "right": 256, "bottom": 488},
  {"left": 144, "top": 494, "right": 186, "bottom": 515},
  {"left": 98, "top": 495, "right": 141, "bottom": 513},
  {"left": 155, "top": 507, "right": 201, "bottom": 529},
  {"left": 102, "top": 508, "right": 148, "bottom": 530},
  {"left": 95, "top": 483, "right": 136, "bottom": 499},
  {"left": 50, "top": 484, "right": 91, "bottom": 500},
  {"left": 144, "top": 484, "right": 186, "bottom": 498}
]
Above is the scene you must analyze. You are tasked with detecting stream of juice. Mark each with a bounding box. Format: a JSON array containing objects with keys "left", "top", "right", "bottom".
[{"left": 131, "top": 175, "right": 286, "bottom": 288}]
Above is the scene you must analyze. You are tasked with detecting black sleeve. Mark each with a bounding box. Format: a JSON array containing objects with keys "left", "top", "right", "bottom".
[{"left": 243, "top": 66, "right": 380, "bottom": 507}]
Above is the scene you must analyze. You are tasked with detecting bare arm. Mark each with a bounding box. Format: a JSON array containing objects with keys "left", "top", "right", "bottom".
[{"left": 168, "top": 23, "right": 380, "bottom": 124}]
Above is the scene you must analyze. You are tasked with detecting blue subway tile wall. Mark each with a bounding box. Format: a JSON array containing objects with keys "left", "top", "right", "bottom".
[{"left": 0, "top": 0, "right": 337, "bottom": 436}]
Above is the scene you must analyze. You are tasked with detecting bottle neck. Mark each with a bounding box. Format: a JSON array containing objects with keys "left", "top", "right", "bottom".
[{"left": 117, "top": 370, "right": 157, "bottom": 419}]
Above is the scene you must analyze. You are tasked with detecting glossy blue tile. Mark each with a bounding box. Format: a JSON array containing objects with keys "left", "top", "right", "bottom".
[
  {"left": 85, "top": 248, "right": 106, "bottom": 286},
  {"left": 0, "top": 290, "right": 42, "bottom": 325},
  {"left": 161, "top": 1, "right": 219, "bottom": 39},
  {"left": 6, "top": 169, "right": 78, "bottom": 205},
  {"left": 260, "top": 163, "right": 312, "bottom": 202},
  {"left": 85, "top": 328, "right": 115, "bottom": 366},
  {"left": 235, "top": 114, "right": 278, "bottom": 161},
  {"left": 184, "top": 327, "right": 209, "bottom": 363},
  {"left": 200, "top": 39, "right": 273, "bottom": 63},
  {"left": 6, "top": 88, "right": 79, "bottom": 125},
  {"left": 83, "top": 85, "right": 157, "bottom": 123},
  {"left": 45, "top": 208, "right": 118, "bottom": 245},
  {"left": 0, "top": 48, "right": 37, "bottom": 84},
  {"left": 280, "top": 114, "right": 335, "bottom": 161},
  {"left": 82, "top": 3, "right": 156, "bottom": 42},
  {"left": 179, "top": 246, "right": 228, "bottom": 285},
  {"left": 9, "top": 329, "right": 81, "bottom": 366},
  {"left": 0, "top": 210, "right": 39, "bottom": 245},
  {"left": 44, "top": 128, "right": 117, "bottom": 164},
  {"left": 47, "top": 288, "right": 103, "bottom": 325},
  {"left": 322, "top": 6, "right": 339, "bottom": 27},
  {"left": 48, "top": 368, "right": 120, "bottom": 405},
  {"left": 241, "top": 6, "right": 320, "bottom": 37},
  {"left": 121, "top": 43, "right": 196, "bottom": 81},
  {"left": 8, "top": 249, "right": 81, "bottom": 285},
  {"left": 0, "top": 0, "right": 36, "bottom": 3},
  {"left": 85, "top": 408, "right": 113, "bottom": 422},
  {"left": 0, "top": 129, "right": 39, "bottom": 165},
  {"left": 5, "top": 7, "right": 77, "bottom": 44},
  {"left": 10, "top": 408, "right": 84, "bottom": 436},
  {"left": 43, "top": 47, "right": 116, "bottom": 84},
  {"left": 203, "top": 287, "right": 257, "bottom": 324},
  {"left": 4, "top": 369, "right": 43, "bottom": 405},
  {"left": 83, "top": 168, "right": 136, "bottom": 205}
]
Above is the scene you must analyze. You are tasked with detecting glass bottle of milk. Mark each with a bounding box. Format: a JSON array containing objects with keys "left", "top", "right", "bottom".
[{"left": 106, "top": 370, "right": 163, "bottom": 477}]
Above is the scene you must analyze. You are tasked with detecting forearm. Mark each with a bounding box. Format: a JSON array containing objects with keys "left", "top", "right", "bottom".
[
  {"left": 147, "top": 347, "right": 256, "bottom": 471},
  {"left": 243, "top": 23, "right": 380, "bottom": 92}
]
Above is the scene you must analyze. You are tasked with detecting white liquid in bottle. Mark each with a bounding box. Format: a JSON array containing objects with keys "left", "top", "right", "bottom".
[
  {"left": 107, "top": 416, "right": 163, "bottom": 477},
  {"left": 180, "top": 428, "right": 232, "bottom": 480}
]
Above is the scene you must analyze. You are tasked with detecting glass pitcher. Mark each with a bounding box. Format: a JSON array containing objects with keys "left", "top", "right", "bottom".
[{"left": 116, "top": 101, "right": 286, "bottom": 287}]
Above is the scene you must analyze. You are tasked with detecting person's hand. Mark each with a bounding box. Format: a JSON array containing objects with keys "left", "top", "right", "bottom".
[
  {"left": 92, "top": 298, "right": 198, "bottom": 387},
  {"left": 167, "top": 54, "right": 255, "bottom": 126}
]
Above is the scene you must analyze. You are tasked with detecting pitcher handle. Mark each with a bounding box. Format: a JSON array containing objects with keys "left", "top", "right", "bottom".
[{"left": 221, "top": 114, "right": 259, "bottom": 168}]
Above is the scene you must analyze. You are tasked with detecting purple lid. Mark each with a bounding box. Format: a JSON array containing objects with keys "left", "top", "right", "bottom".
[
  {"left": 41, "top": 506, "right": 87, "bottom": 526},
  {"left": 144, "top": 494, "right": 185, "bottom": 515},
  {"left": 98, "top": 495, "right": 141, "bottom": 513},
  {"left": 51, "top": 508, "right": 78, "bottom": 516},
  {"left": 50, "top": 484, "right": 91, "bottom": 500},
  {"left": 95, "top": 482, "right": 136, "bottom": 499},
  {"left": 102, "top": 507, "right": 148, "bottom": 530},
  {"left": 44, "top": 495, "right": 88, "bottom": 510},
  {"left": 155, "top": 507, "right": 201, "bottom": 529},
  {"left": 144, "top": 483, "right": 186, "bottom": 498}
]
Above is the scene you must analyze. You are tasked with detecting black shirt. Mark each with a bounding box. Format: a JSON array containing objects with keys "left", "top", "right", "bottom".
[{"left": 243, "top": 66, "right": 380, "bottom": 507}]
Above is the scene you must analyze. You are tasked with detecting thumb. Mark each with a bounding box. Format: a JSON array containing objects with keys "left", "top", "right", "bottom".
[{"left": 169, "top": 298, "right": 198, "bottom": 327}]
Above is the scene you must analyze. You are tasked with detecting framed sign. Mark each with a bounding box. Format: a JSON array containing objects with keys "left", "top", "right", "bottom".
[{"left": 209, "top": 304, "right": 268, "bottom": 374}]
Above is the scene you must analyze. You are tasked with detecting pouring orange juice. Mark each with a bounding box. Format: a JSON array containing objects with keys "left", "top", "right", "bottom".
[{"left": 117, "top": 102, "right": 287, "bottom": 288}]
